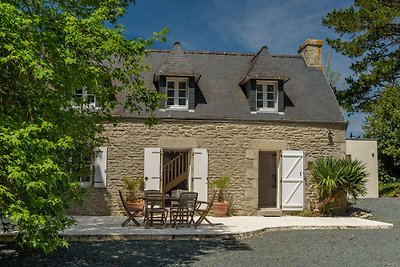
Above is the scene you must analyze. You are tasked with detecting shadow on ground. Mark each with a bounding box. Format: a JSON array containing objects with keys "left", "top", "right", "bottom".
[{"left": 0, "top": 238, "right": 252, "bottom": 266}]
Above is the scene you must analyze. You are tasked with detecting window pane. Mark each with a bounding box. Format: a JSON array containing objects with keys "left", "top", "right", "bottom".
[
  {"left": 167, "top": 89, "right": 174, "bottom": 97},
  {"left": 256, "top": 84, "right": 263, "bottom": 91},
  {"left": 267, "top": 92, "right": 274, "bottom": 100},
  {"left": 257, "top": 91, "right": 263, "bottom": 100},
  {"left": 178, "top": 98, "right": 186, "bottom": 105},
  {"left": 87, "top": 95, "right": 95, "bottom": 104},
  {"left": 179, "top": 89, "right": 186, "bottom": 97},
  {"left": 179, "top": 81, "right": 187, "bottom": 89},
  {"left": 267, "top": 85, "right": 274, "bottom": 92},
  {"left": 167, "top": 81, "right": 175, "bottom": 89},
  {"left": 267, "top": 101, "right": 274, "bottom": 108},
  {"left": 167, "top": 98, "right": 174, "bottom": 105},
  {"left": 257, "top": 100, "right": 263, "bottom": 108}
]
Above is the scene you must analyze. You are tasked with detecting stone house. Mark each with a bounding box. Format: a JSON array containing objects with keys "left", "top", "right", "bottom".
[{"left": 70, "top": 39, "right": 347, "bottom": 216}]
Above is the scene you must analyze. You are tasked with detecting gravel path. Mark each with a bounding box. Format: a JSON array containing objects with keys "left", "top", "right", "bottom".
[{"left": 1, "top": 198, "right": 399, "bottom": 267}]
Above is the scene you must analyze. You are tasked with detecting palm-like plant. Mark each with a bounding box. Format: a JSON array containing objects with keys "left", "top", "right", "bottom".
[
  {"left": 210, "top": 175, "right": 230, "bottom": 202},
  {"left": 339, "top": 158, "right": 368, "bottom": 201},
  {"left": 311, "top": 157, "right": 367, "bottom": 212}
]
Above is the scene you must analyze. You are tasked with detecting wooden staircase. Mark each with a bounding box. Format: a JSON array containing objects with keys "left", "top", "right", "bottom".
[{"left": 162, "top": 152, "right": 189, "bottom": 193}]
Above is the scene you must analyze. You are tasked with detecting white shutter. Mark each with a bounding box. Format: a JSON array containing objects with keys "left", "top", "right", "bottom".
[
  {"left": 94, "top": 147, "right": 107, "bottom": 188},
  {"left": 144, "top": 148, "right": 161, "bottom": 191},
  {"left": 281, "top": 150, "right": 304, "bottom": 210},
  {"left": 193, "top": 148, "right": 208, "bottom": 202}
]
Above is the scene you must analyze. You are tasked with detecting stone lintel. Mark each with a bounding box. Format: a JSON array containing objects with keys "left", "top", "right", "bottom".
[
  {"left": 250, "top": 140, "right": 288, "bottom": 150},
  {"left": 158, "top": 136, "right": 197, "bottom": 149}
]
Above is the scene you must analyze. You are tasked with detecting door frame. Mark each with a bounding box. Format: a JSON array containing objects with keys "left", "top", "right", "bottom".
[
  {"left": 160, "top": 148, "right": 192, "bottom": 193},
  {"left": 258, "top": 150, "right": 281, "bottom": 209}
]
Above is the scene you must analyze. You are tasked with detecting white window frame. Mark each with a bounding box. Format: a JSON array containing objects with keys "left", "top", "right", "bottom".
[
  {"left": 79, "top": 151, "right": 95, "bottom": 188},
  {"left": 165, "top": 77, "right": 189, "bottom": 110},
  {"left": 256, "top": 80, "right": 278, "bottom": 112},
  {"left": 74, "top": 89, "right": 99, "bottom": 110}
]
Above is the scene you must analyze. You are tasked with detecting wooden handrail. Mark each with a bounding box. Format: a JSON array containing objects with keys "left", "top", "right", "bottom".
[{"left": 163, "top": 152, "right": 188, "bottom": 190}]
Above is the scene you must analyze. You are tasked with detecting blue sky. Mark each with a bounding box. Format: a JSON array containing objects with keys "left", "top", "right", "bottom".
[{"left": 119, "top": 0, "right": 363, "bottom": 137}]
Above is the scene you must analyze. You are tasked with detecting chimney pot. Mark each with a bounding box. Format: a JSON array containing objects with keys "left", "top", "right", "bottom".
[{"left": 298, "top": 39, "right": 323, "bottom": 70}]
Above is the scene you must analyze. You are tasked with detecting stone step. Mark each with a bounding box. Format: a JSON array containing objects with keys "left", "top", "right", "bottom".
[{"left": 257, "top": 208, "right": 282, "bottom": 217}]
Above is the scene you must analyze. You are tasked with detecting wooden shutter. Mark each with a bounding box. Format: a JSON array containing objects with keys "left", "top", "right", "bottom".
[
  {"left": 94, "top": 147, "right": 107, "bottom": 188},
  {"left": 249, "top": 79, "right": 257, "bottom": 112},
  {"left": 188, "top": 77, "right": 195, "bottom": 110},
  {"left": 159, "top": 76, "right": 166, "bottom": 108},
  {"left": 278, "top": 80, "right": 284, "bottom": 113},
  {"left": 144, "top": 148, "right": 161, "bottom": 191},
  {"left": 281, "top": 150, "right": 304, "bottom": 210},
  {"left": 193, "top": 148, "right": 208, "bottom": 202}
]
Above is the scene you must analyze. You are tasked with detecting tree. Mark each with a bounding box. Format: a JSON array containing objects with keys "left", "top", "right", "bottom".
[
  {"left": 0, "top": 0, "right": 166, "bottom": 253},
  {"left": 364, "top": 85, "right": 400, "bottom": 183},
  {"left": 323, "top": 0, "right": 400, "bottom": 112}
]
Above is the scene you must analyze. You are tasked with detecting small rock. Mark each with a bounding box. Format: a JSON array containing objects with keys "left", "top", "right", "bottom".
[{"left": 359, "top": 213, "right": 371, "bottom": 219}]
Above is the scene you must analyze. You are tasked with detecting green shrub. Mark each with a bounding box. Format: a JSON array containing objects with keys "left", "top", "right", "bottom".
[
  {"left": 311, "top": 157, "right": 367, "bottom": 213},
  {"left": 379, "top": 182, "right": 400, "bottom": 197}
]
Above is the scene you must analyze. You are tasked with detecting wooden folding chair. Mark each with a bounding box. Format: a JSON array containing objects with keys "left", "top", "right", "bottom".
[
  {"left": 143, "top": 191, "right": 168, "bottom": 228},
  {"left": 170, "top": 192, "right": 198, "bottom": 229},
  {"left": 195, "top": 191, "right": 216, "bottom": 226},
  {"left": 119, "top": 190, "right": 142, "bottom": 227}
]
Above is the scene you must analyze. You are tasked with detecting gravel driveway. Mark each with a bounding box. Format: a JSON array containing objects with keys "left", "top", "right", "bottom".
[{"left": 1, "top": 198, "right": 399, "bottom": 267}]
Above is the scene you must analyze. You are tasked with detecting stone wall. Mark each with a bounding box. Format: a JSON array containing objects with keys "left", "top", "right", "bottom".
[{"left": 69, "top": 119, "right": 346, "bottom": 216}]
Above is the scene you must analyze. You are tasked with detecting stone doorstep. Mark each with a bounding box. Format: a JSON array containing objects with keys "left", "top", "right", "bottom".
[{"left": 257, "top": 208, "right": 283, "bottom": 217}]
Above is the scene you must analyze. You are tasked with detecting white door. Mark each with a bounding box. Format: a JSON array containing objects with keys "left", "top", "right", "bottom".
[
  {"left": 281, "top": 150, "right": 304, "bottom": 211},
  {"left": 144, "top": 148, "right": 161, "bottom": 191},
  {"left": 193, "top": 148, "right": 208, "bottom": 202},
  {"left": 94, "top": 147, "right": 107, "bottom": 188}
]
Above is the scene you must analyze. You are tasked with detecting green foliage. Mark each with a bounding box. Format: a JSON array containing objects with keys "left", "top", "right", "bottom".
[
  {"left": 122, "top": 176, "right": 144, "bottom": 202},
  {"left": 323, "top": 0, "right": 400, "bottom": 112},
  {"left": 379, "top": 182, "right": 400, "bottom": 197},
  {"left": 364, "top": 85, "right": 400, "bottom": 183},
  {"left": 312, "top": 157, "right": 368, "bottom": 202},
  {"left": 323, "top": 53, "right": 342, "bottom": 91},
  {"left": 210, "top": 175, "right": 230, "bottom": 202},
  {"left": 0, "top": 0, "right": 166, "bottom": 253}
]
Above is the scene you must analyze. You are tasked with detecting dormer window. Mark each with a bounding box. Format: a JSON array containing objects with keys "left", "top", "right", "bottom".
[
  {"left": 256, "top": 81, "right": 278, "bottom": 112},
  {"left": 166, "top": 77, "right": 188, "bottom": 109}
]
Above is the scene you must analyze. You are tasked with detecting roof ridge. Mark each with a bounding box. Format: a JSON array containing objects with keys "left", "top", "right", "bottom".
[{"left": 147, "top": 49, "right": 255, "bottom": 57}]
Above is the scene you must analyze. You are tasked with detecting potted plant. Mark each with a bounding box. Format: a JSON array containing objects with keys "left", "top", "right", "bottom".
[
  {"left": 210, "top": 175, "right": 230, "bottom": 217},
  {"left": 123, "top": 176, "right": 144, "bottom": 212}
]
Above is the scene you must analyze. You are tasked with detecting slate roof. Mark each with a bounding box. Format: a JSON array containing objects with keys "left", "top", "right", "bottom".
[{"left": 113, "top": 43, "right": 345, "bottom": 124}]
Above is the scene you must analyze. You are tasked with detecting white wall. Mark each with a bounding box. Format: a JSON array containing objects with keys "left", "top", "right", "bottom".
[{"left": 346, "top": 139, "right": 379, "bottom": 198}]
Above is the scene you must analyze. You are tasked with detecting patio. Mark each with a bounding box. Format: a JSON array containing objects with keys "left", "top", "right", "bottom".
[{"left": 53, "top": 215, "right": 393, "bottom": 241}]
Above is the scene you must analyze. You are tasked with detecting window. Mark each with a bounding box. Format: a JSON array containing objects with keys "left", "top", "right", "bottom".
[
  {"left": 256, "top": 81, "right": 278, "bottom": 112},
  {"left": 78, "top": 151, "right": 95, "bottom": 187},
  {"left": 166, "top": 78, "right": 188, "bottom": 109},
  {"left": 75, "top": 89, "right": 99, "bottom": 109},
  {"left": 77, "top": 147, "right": 107, "bottom": 188}
]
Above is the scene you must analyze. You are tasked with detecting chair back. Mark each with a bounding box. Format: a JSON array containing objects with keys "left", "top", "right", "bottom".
[
  {"left": 178, "top": 192, "right": 198, "bottom": 211},
  {"left": 207, "top": 191, "right": 217, "bottom": 207},
  {"left": 144, "top": 191, "right": 165, "bottom": 209},
  {"left": 119, "top": 190, "right": 130, "bottom": 212}
]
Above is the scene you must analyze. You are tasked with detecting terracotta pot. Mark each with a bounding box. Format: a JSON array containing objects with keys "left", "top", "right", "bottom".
[
  {"left": 212, "top": 202, "right": 229, "bottom": 217},
  {"left": 127, "top": 202, "right": 144, "bottom": 216}
]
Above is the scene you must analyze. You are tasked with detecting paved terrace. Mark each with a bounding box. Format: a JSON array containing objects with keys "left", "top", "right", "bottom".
[
  {"left": 55, "top": 215, "right": 393, "bottom": 241},
  {"left": 0, "top": 215, "right": 393, "bottom": 242}
]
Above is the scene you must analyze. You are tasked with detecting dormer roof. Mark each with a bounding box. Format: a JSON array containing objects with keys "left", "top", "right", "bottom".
[
  {"left": 154, "top": 42, "right": 200, "bottom": 82},
  {"left": 240, "top": 46, "right": 289, "bottom": 85}
]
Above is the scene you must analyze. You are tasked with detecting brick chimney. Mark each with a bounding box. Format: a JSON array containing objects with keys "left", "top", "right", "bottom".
[{"left": 298, "top": 39, "right": 323, "bottom": 70}]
